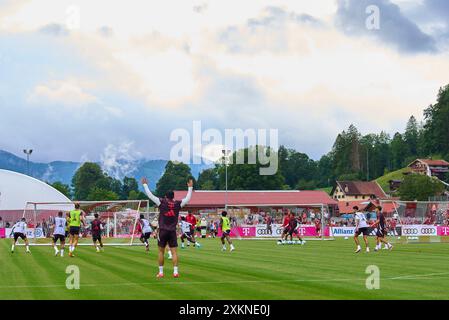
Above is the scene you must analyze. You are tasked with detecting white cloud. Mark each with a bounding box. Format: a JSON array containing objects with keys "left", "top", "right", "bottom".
[
  {"left": 27, "top": 80, "right": 98, "bottom": 108},
  {"left": 1, "top": 0, "right": 449, "bottom": 162}
]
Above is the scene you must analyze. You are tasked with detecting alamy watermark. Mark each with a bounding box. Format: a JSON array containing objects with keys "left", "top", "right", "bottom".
[
  {"left": 66, "top": 5, "right": 80, "bottom": 30},
  {"left": 66, "top": 265, "right": 80, "bottom": 290},
  {"left": 365, "top": 265, "right": 380, "bottom": 290},
  {"left": 366, "top": 5, "right": 380, "bottom": 30},
  {"left": 169, "top": 121, "right": 279, "bottom": 175}
]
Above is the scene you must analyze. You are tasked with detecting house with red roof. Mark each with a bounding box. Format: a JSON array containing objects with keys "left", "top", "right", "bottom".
[
  {"left": 330, "top": 180, "right": 387, "bottom": 202},
  {"left": 407, "top": 159, "right": 449, "bottom": 180},
  {"left": 337, "top": 199, "right": 397, "bottom": 216}
]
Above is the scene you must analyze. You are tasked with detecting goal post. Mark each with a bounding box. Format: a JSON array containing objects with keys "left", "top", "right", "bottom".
[
  {"left": 19, "top": 200, "right": 150, "bottom": 246},
  {"left": 225, "top": 203, "right": 335, "bottom": 241},
  {"left": 380, "top": 199, "right": 449, "bottom": 243}
]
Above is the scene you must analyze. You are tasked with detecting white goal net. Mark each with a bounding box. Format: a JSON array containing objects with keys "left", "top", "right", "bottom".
[
  {"left": 380, "top": 199, "right": 449, "bottom": 243},
  {"left": 18, "top": 200, "right": 151, "bottom": 245}
]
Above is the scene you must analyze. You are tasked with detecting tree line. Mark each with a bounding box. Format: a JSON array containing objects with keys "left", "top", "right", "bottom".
[{"left": 197, "top": 84, "right": 449, "bottom": 191}]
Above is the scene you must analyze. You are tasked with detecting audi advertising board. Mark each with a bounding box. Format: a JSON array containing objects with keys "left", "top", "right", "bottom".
[
  {"left": 253, "top": 225, "right": 328, "bottom": 237},
  {"left": 401, "top": 225, "right": 437, "bottom": 236},
  {"left": 255, "top": 224, "right": 283, "bottom": 237}
]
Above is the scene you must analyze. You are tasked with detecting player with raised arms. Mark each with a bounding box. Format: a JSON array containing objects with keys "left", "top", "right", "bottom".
[
  {"left": 142, "top": 177, "right": 193, "bottom": 278},
  {"left": 68, "top": 203, "right": 86, "bottom": 257},
  {"left": 52, "top": 211, "right": 67, "bottom": 257},
  {"left": 220, "top": 211, "right": 235, "bottom": 252},
  {"left": 10, "top": 218, "right": 30, "bottom": 254}
]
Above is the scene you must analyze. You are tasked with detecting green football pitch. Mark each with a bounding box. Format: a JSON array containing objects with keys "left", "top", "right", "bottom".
[{"left": 1, "top": 237, "right": 448, "bottom": 300}]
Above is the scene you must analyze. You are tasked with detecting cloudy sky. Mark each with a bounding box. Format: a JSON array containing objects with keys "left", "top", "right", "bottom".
[{"left": 1, "top": 0, "right": 449, "bottom": 163}]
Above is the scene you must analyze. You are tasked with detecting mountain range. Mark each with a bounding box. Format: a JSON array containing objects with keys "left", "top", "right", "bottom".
[{"left": 0, "top": 149, "right": 211, "bottom": 190}]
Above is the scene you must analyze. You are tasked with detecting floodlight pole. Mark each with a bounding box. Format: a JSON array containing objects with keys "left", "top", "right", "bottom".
[{"left": 23, "top": 149, "right": 33, "bottom": 176}]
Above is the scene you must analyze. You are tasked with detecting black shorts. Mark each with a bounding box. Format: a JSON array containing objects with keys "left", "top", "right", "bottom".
[
  {"left": 282, "top": 227, "right": 290, "bottom": 234},
  {"left": 289, "top": 228, "right": 300, "bottom": 236},
  {"left": 53, "top": 234, "right": 65, "bottom": 242},
  {"left": 65, "top": 231, "right": 69, "bottom": 237},
  {"left": 158, "top": 229, "right": 178, "bottom": 248},
  {"left": 140, "top": 232, "right": 152, "bottom": 241},
  {"left": 376, "top": 228, "right": 387, "bottom": 237},
  {"left": 13, "top": 232, "right": 26, "bottom": 241},
  {"left": 92, "top": 233, "right": 102, "bottom": 242},
  {"left": 355, "top": 227, "right": 369, "bottom": 236},
  {"left": 69, "top": 226, "right": 80, "bottom": 236},
  {"left": 221, "top": 229, "right": 231, "bottom": 238},
  {"left": 181, "top": 232, "right": 192, "bottom": 240}
]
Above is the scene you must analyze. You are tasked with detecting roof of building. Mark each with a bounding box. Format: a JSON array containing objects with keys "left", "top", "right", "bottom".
[
  {"left": 337, "top": 200, "right": 397, "bottom": 215},
  {"left": 333, "top": 181, "right": 387, "bottom": 198},
  {"left": 409, "top": 159, "right": 449, "bottom": 167},
  {"left": 173, "top": 190, "right": 338, "bottom": 208}
]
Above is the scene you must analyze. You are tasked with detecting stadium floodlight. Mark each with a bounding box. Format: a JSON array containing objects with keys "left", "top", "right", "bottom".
[{"left": 23, "top": 149, "right": 33, "bottom": 176}]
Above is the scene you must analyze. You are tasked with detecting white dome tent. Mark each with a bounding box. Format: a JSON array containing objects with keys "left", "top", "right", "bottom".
[
  {"left": 0, "top": 169, "right": 73, "bottom": 236},
  {"left": 0, "top": 169, "right": 72, "bottom": 211}
]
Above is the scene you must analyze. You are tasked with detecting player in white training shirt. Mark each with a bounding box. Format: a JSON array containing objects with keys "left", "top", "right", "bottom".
[
  {"left": 353, "top": 206, "right": 370, "bottom": 253},
  {"left": 139, "top": 214, "right": 153, "bottom": 252},
  {"left": 52, "top": 211, "right": 67, "bottom": 257},
  {"left": 180, "top": 216, "right": 201, "bottom": 249},
  {"left": 11, "top": 218, "right": 30, "bottom": 253}
]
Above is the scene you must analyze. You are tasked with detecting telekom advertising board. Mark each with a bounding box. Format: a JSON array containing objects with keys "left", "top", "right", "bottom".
[
  {"left": 218, "top": 224, "right": 329, "bottom": 238},
  {"left": 437, "top": 226, "right": 449, "bottom": 236},
  {"left": 216, "top": 225, "right": 449, "bottom": 238},
  {"left": 217, "top": 226, "right": 256, "bottom": 237}
]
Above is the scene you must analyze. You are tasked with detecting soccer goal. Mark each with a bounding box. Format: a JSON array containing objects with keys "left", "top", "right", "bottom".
[
  {"left": 226, "top": 203, "right": 335, "bottom": 241},
  {"left": 380, "top": 199, "right": 449, "bottom": 244},
  {"left": 19, "top": 200, "right": 152, "bottom": 246}
]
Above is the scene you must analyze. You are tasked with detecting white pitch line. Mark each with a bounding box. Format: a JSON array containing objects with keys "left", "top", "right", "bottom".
[
  {"left": 1, "top": 272, "right": 449, "bottom": 290},
  {"left": 390, "top": 271, "right": 449, "bottom": 280}
]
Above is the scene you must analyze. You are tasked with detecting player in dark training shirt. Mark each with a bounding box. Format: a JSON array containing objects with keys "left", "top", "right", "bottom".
[
  {"left": 287, "top": 212, "right": 305, "bottom": 245},
  {"left": 91, "top": 213, "right": 104, "bottom": 253},
  {"left": 373, "top": 206, "right": 393, "bottom": 251},
  {"left": 279, "top": 211, "right": 291, "bottom": 242},
  {"left": 142, "top": 177, "right": 193, "bottom": 278}
]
